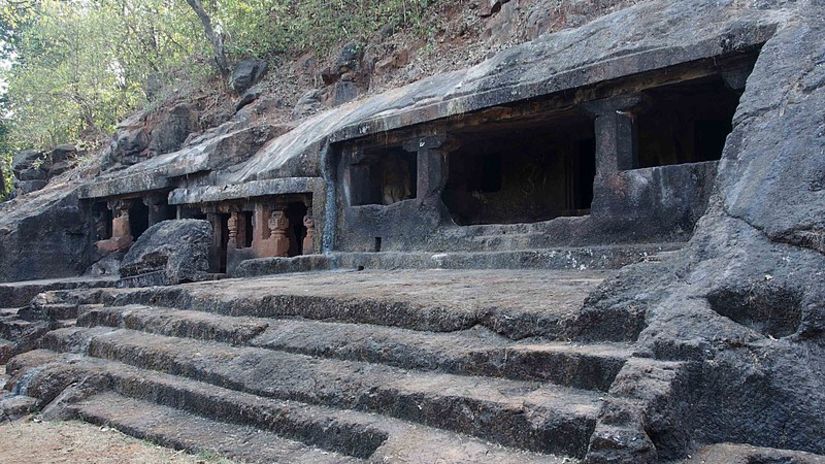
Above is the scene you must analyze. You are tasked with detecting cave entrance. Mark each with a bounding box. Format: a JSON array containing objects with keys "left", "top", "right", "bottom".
[
  {"left": 285, "top": 201, "right": 308, "bottom": 257},
  {"left": 636, "top": 75, "right": 743, "bottom": 168},
  {"left": 218, "top": 213, "right": 230, "bottom": 273},
  {"left": 443, "top": 110, "right": 596, "bottom": 226},
  {"left": 348, "top": 146, "right": 417, "bottom": 206},
  {"left": 128, "top": 200, "right": 150, "bottom": 239},
  {"left": 93, "top": 202, "right": 113, "bottom": 241}
]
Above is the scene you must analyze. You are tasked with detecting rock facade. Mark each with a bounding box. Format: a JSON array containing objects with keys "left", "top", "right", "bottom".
[{"left": 119, "top": 219, "right": 213, "bottom": 286}]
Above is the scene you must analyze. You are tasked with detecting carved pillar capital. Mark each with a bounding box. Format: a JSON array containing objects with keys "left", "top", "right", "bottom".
[
  {"left": 268, "top": 210, "right": 289, "bottom": 236},
  {"left": 227, "top": 211, "right": 240, "bottom": 246},
  {"left": 302, "top": 214, "right": 316, "bottom": 255}
]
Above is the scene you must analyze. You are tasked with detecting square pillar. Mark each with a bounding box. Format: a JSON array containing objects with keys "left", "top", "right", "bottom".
[
  {"left": 251, "top": 203, "right": 271, "bottom": 253},
  {"left": 144, "top": 194, "right": 172, "bottom": 226},
  {"left": 206, "top": 212, "right": 224, "bottom": 272},
  {"left": 403, "top": 134, "right": 449, "bottom": 199},
  {"left": 585, "top": 95, "right": 642, "bottom": 177}
]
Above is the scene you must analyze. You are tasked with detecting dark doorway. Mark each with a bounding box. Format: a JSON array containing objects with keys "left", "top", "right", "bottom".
[
  {"left": 636, "top": 76, "right": 742, "bottom": 168},
  {"left": 348, "top": 146, "right": 417, "bottom": 206},
  {"left": 285, "top": 202, "right": 308, "bottom": 257},
  {"left": 219, "top": 213, "right": 230, "bottom": 273},
  {"left": 443, "top": 111, "right": 596, "bottom": 226},
  {"left": 243, "top": 211, "right": 254, "bottom": 248},
  {"left": 93, "top": 203, "right": 112, "bottom": 240},
  {"left": 129, "top": 200, "right": 150, "bottom": 239}
]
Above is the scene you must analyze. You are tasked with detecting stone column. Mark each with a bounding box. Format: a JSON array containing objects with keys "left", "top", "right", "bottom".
[
  {"left": 302, "top": 215, "right": 316, "bottom": 255},
  {"left": 268, "top": 210, "right": 290, "bottom": 257},
  {"left": 206, "top": 212, "right": 224, "bottom": 272},
  {"left": 144, "top": 194, "right": 170, "bottom": 227},
  {"left": 257, "top": 209, "right": 290, "bottom": 258},
  {"left": 252, "top": 203, "right": 271, "bottom": 252},
  {"left": 227, "top": 211, "right": 241, "bottom": 249},
  {"left": 584, "top": 95, "right": 643, "bottom": 177},
  {"left": 96, "top": 200, "right": 133, "bottom": 253},
  {"left": 403, "top": 134, "right": 449, "bottom": 200}
]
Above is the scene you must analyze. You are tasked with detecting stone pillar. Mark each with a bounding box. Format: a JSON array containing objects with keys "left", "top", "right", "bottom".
[
  {"left": 206, "top": 212, "right": 224, "bottom": 272},
  {"left": 302, "top": 215, "right": 316, "bottom": 255},
  {"left": 269, "top": 210, "right": 291, "bottom": 257},
  {"left": 227, "top": 211, "right": 240, "bottom": 249},
  {"left": 258, "top": 209, "right": 290, "bottom": 257},
  {"left": 403, "top": 134, "right": 449, "bottom": 199},
  {"left": 252, "top": 203, "right": 271, "bottom": 251},
  {"left": 96, "top": 200, "right": 133, "bottom": 253},
  {"left": 585, "top": 95, "right": 642, "bottom": 177},
  {"left": 144, "top": 194, "right": 171, "bottom": 226}
]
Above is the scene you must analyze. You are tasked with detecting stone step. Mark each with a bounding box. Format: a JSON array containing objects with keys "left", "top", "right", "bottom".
[
  {"left": 93, "top": 269, "right": 643, "bottom": 341},
  {"left": 235, "top": 244, "right": 683, "bottom": 277},
  {"left": 72, "top": 392, "right": 366, "bottom": 464},
  {"left": 29, "top": 303, "right": 79, "bottom": 321},
  {"left": 10, "top": 350, "right": 571, "bottom": 463},
  {"left": 78, "top": 304, "right": 631, "bottom": 391},
  {"left": 41, "top": 326, "right": 602, "bottom": 457},
  {"left": 467, "top": 233, "right": 565, "bottom": 251},
  {"left": 457, "top": 222, "right": 553, "bottom": 236},
  {"left": 0, "top": 276, "right": 118, "bottom": 308},
  {"left": 337, "top": 244, "right": 681, "bottom": 271}
]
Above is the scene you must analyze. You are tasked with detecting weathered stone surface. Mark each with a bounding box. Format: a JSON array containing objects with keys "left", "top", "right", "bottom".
[
  {"left": 0, "top": 393, "right": 37, "bottom": 421},
  {"left": 1, "top": 1, "right": 824, "bottom": 462},
  {"left": 229, "top": 58, "right": 268, "bottom": 94},
  {"left": 119, "top": 220, "right": 213, "bottom": 286},
  {"left": 0, "top": 188, "right": 91, "bottom": 282},
  {"left": 581, "top": 2, "right": 825, "bottom": 460},
  {"left": 0, "top": 276, "right": 116, "bottom": 307},
  {"left": 81, "top": 123, "right": 286, "bottom": 199},
  {"left": 11, "top": 150, "right": 46, "bottom": 179},
  {"left": 291, "top": 89, "right": 323, "bottom": 119},
  {"left": 148, "top": 103, "right": 200, "bottom": 156},
  {"left": 234, "top": 84, "right": 262, "bottom": 112}
]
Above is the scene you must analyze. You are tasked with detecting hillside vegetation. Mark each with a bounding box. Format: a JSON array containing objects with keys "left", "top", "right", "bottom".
[{"left": 0, "top": 0, "right": 431, "bottom": 194}]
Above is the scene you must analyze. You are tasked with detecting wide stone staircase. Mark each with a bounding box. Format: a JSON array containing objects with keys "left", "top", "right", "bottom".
[{"left": 2, "top": 270, "right": 675, "bottom": 463}]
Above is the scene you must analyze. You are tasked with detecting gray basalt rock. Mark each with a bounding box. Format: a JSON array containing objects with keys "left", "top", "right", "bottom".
[
  {"left": 583, "top": 2, "right": 825, "bottom": 460},
  {"left": 148, "top": 102, "right": 200, "bottom": 157},
  {"left": 0, "top": 188, "right": 90, "bottom": 282},
  {"left": 119, "top": 220, "right": 213, "bottom": 286},
  {"left": 229, "top": 58, "right": 268, "bottom": 94}
]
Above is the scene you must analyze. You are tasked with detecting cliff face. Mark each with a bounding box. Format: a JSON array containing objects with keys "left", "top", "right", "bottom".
[
  {"left": 584, "top": 1, "right": 825, "bottom": 457},
  {"left": 0, "top": 1, "right": 824, "bottom": 459}
]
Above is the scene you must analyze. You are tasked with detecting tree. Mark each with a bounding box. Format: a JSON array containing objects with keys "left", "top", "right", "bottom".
[{"left": 184, "top": 0, "right": 229, "bottom": 79}]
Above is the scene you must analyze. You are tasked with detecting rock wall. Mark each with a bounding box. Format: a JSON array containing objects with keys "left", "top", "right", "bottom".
[
  {"left": 584, "top": 0, "right": 825, "bottom": 458},
  {"left": 0, "top": 187, "right": 90, "bottom": 283}
]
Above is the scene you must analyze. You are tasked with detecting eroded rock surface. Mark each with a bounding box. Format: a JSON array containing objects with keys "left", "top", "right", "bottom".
[
  {"left": 582, "top": 2, "right": 825, "bottom": 461},
  {"left": 119, "top": 220, "right": 213, "bottom": 287}
]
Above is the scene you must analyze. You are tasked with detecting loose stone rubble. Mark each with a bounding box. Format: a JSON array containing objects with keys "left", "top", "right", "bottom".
[{"left": 0, "top": 0, "right": 824, "bottom": 463}]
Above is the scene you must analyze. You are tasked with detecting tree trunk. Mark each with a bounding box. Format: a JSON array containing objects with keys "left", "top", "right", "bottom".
[
  {"left": 184, "top": 0, "right": 229, "bottom": 78},
  {"left": 0, "top": 162, "right": 6, "bottom": 198}
]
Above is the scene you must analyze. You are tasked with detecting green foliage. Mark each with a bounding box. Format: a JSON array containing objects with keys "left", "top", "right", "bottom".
[
  {"left": 217, "top": 0, "right": 432, "bottom": 57},
  {"left": 0, "top": 0, "right": 433, "bottom": 162}
]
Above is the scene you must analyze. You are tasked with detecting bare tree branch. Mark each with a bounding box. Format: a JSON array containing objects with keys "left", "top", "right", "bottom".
[{"left": 183, "top": 0, "right": 229, "bottom": 78}]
